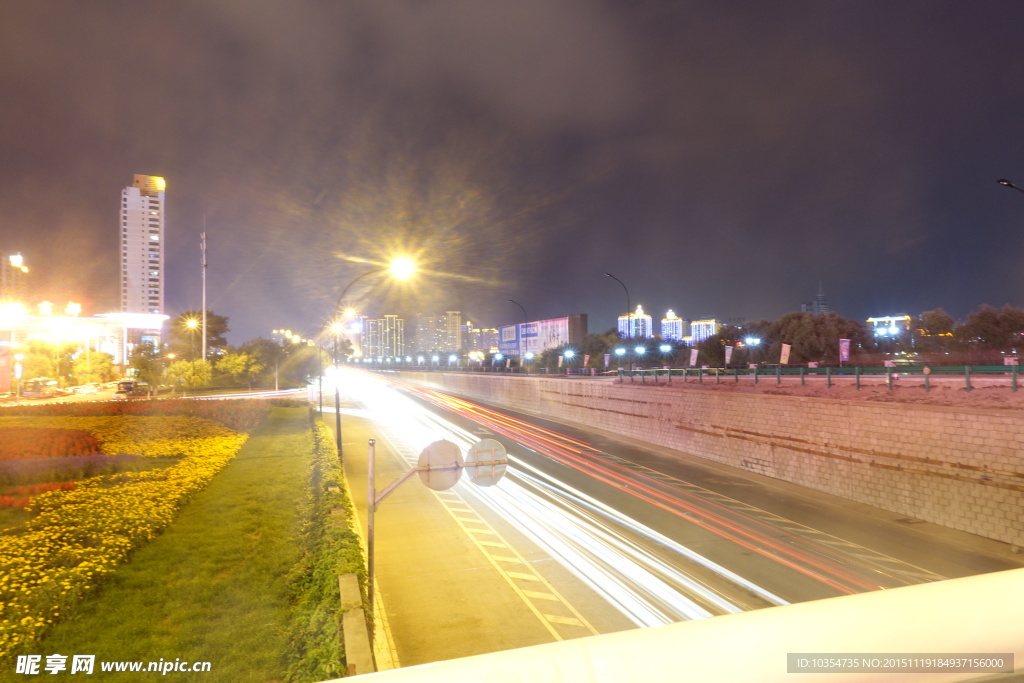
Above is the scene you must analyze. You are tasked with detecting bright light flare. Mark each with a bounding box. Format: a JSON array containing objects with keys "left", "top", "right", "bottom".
[{"left": 389, "top": 257, "right": 416, "bottom": 280}]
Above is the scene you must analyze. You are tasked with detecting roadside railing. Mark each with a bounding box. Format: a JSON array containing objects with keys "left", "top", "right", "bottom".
[{"left": 614, "top": 365, "right": 1022, "bottom": 392}]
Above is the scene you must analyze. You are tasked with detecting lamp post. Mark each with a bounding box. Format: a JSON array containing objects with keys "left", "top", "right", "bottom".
[
  {"left": 328, "top": 258, "right": 416, "bottom": 459},
  {"left": 605, "top": 272, "right": 632, "bottom": 372}
]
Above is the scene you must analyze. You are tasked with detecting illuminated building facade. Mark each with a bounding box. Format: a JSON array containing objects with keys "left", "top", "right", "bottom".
[
  {"left": 661, "top": 310, "right": 687, "bottom": 342},
  {"left": 360, "top": 315, "right": 405, "bottom": 358},
  {"left": 617, "top": 305, "right": 654, "bottom": 339},
  {"left": 498, "top": 314, "right": 588, "bottom": 358},
  {"left": 414, "top": 312, "right": 465, "bottom": 353},
  {"left": 867, "top": 315, "right": 912, "bottom": 337},
  {"left": 445, "top": 310, "right": 462, "bottom": 352},
  {"left": 120, "top": 175, "right": 166, "bottom": 315},
  {"left": 690, "top": 318, "right": 722, "bottom": 343}
]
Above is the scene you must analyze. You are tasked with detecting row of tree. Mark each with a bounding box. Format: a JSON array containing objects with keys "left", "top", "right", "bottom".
[{"left": 129, "top": 310, "right": 337, "bottom": 392}]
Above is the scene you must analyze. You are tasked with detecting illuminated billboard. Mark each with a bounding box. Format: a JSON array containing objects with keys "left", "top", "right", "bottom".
[{"left": 498, "top": 314, "right": 587, "bottom": 357}]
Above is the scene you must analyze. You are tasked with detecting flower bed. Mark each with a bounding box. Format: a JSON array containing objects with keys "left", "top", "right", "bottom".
[
  {"left": 0, "top": 429, "right": 101, "bottom": 461},
  {"left": 0, "top": 414, "right": 252, "bottom": 658},
  {"left": 0, "top": 483, "right": 76, "bottom": 509}
]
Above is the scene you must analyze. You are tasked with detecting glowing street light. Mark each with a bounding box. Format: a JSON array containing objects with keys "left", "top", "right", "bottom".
[
  {"left": 328, "top": 256, "right": 418, "bottom": 459},
  {"left": 745, "top": 337, "right": 762, "bottom": 366}
]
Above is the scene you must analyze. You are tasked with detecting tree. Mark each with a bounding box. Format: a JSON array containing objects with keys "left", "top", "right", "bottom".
[
  {"left": 166, "top": 310, "right": 230, "bottom": 360},
  {"left": 911, "top": 308, "right": 956, "bottom": 355},
  {"left": 71, "top": 350, "right": 116, "bottom": 385},
  {"left": 165, "top": 359, "right": 212, "bottom": 393},
  {"left": 129, "top": 342, "right": 168, "bottom": 389},
  {"left": 955, "top": 304, "right": 1024, "bottom": 355},
  {"left": 760, "top": 312, "right": 868, "bottom": 364},
  {"left": 216, "top": 351, "right": 265, "bottom": 391},
  {"left": 696, "top": 325, "right": 743, "bottom": 366}
]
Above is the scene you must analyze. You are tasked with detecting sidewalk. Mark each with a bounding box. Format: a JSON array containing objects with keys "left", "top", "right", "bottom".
[{"left": 329, "top": 410, "right": 561, "bottom": 669}]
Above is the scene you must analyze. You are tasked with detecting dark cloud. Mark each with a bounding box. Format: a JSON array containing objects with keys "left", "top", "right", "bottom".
[{"left": 2, "top": 1, "right": 1024, "bottom": 342}]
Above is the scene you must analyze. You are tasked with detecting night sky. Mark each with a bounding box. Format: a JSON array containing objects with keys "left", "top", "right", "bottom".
[{"left": 3, "top": 1, "right": 1024, "bottom": 344}]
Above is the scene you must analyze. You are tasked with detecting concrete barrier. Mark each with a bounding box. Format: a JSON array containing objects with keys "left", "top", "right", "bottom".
[
  {"left": 338, "top": 567, "right": 1024, "bottom": 682},
  {"left": 339, "top": 572, "right": 375, "bottom": 676}
]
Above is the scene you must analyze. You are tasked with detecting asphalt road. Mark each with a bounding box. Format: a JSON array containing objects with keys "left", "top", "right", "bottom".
[{"left": 334, "top": 371, "right": 1023, "bottom": 667}]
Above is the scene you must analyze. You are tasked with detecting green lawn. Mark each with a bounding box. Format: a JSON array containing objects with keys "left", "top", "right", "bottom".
[{"left": 21, "top": 407, "right": 315, "bottom": 682}]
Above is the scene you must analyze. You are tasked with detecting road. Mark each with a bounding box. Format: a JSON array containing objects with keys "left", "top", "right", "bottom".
[{"left": 334, "top": 371, "right": 1023, "bottom": 666}]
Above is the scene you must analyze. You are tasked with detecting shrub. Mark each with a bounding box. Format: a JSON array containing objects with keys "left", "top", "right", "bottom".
[{"left": 283, "top": 419, "right": 365, "bottom": 682}]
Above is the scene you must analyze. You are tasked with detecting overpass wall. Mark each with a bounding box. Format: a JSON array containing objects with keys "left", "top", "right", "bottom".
[{"left": 395, "top": 372, "right": 1024, "bottom": 547}]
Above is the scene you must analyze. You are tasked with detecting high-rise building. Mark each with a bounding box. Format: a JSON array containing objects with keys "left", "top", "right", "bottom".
[
  {"left": 120, "top": 175, "right": 166, "bottom": 315},
  {"left": 690, "top": 318, "right": 721, "bottom": 343},
  {"left": 661, "top": 310, "right": 686, "bottom": 342},
  {"left": 0, "top": 253, "right": 29, "bottom": 304},
  {"left": 617, "top": 305, "right": 653, "bottom": 339},
  {"left": 360, "top": 315, "right": 405, "bottom": 358},
  {"left": 381, "top": 314, "right": 404, "bottom": 357},
  {"left": 415, "top": 314, "right": 444, "bottom": 352},
  {"left": 445, "top": 311, "right": 462, "bottom": 351},
  {"left": 802, "top": 282, "right": 829, "bottom": 316}
]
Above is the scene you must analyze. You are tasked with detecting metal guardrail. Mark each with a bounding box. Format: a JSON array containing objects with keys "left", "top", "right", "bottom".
[{"left": 613, "top": 365, "right": 1021, "bottom": 392}]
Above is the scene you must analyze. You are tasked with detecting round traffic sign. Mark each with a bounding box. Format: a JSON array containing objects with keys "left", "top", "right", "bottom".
[
  {"left": 464, "top": 438, "right": 508, "bottom": 487},
  {"left": 417, "top": 440, "right": 463, "bottom": 491}
]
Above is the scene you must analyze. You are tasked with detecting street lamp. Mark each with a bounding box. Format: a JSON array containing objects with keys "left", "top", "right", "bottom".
[
  {"left": 328, "top": 258, "right": 416, "bottom": 459},
  {"left": 997, "top": 178, "right": 1024, "bottom": 195},
  {"left": 605, "top": 272, "right": 632, "bottom": 371},
  {"left": 634, "top": 345, "right": 646, "bottom": 369},
  {"left": 744, "top": 337, "right": 761, "bottom": 366}
]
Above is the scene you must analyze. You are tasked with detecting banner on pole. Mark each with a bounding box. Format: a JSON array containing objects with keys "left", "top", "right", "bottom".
[
  {"left": 689, "top": 348, "right": 699, "bottom": 366},
  {"left": 780, "top": 344, "right": 792, "bottom": 365},
  {"left": 584, "top": 354, "right": 591, "bottom": 367},
  {"left": 604, "top": 353, "right": 611, "bottom": 367},
  {"left": 839, "top": 338, "right": 851, "bottom": 363},
  {"left": 724, "top": 345, "right": 733, "bottom": 365}
]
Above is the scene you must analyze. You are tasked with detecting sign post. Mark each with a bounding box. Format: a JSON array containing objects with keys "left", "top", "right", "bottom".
[{"left": 364, "top": 437, "right": 509, "bottom": 641}]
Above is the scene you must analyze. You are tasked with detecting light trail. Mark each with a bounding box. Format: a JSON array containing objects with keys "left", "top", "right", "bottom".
[
  {"left": 387, "top": 380, "right": 940, "bottom": 595},
  {"left": 344, "top": 371, "right": 791, "bottom": 627}
]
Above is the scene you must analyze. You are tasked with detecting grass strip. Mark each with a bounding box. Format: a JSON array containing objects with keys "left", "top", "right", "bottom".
[{"left": 22, "top": 406, "right": 314, "bottom": 681}]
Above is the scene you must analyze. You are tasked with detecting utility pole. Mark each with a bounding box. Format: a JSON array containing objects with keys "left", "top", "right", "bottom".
[{"left": 201, "top": 228, "right": 207, "bottom": 364}]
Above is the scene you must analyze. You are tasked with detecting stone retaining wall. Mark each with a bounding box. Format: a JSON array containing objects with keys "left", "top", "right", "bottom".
[{"left": 395, "top": 372, "right": 1024, "bottom": 547}]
